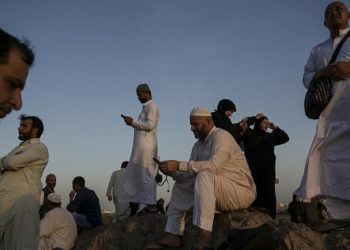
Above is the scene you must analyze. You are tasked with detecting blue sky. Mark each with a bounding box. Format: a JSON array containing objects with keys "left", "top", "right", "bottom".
[{"left": 0, "top": 0, "right": 339, "bottom": 211}]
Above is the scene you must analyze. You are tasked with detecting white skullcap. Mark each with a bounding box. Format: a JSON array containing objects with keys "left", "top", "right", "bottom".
[
  {"left": 47, "top": 193, "right": 62, "bottom": 204},
  {"left": 190, "top": 107, "right": 212, "bottom": 117}
]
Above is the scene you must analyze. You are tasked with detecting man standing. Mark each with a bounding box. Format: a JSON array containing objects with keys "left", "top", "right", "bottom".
[
  {"left": 39, "top": 193, "right": 77, "bottom": 250},
  {"left": 120, "top": 83, "right": 160, "bottom": 214},
  {"left": 147, "top": 107, "right": 256, "bottom": 249},
  {"left": 0, "top": 114, "right": 49, "bottom": 249},
  {"left": 40, "top": 173, "right": 57, "bottom": 219},
  {"left": 67, "top": 176, "right": 102, "bottom": 229},
  {"left": 0, "top": 28, "right": 35, "bottom": 119},
  {"left": 295, "top": 1, "right": 350, "bottom": 220},
  {"left": 106, "top": 161, "right": 130, "bottom": 220}
]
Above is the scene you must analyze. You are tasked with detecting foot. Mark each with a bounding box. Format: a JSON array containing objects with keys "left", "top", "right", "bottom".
[
  {"left": 147, "top": 233, "right": 182, "bottom": 249},
  {"left": 192, "top": 229, "right": 214, "bottom": 249}
]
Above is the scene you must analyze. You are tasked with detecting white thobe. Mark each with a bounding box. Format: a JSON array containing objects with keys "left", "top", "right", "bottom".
[
  {"left": 166, "top": 128, "right": 256, "bottom": 234},
  {"left": 106, "top": 169, "right": 129, "bottom": 219},
  {"left": 0, "top": 138, "right": 49, "bottom": 250},
  {"left": 119, "top": 99, "right": 159, "bottom": 205},
  {"left": 295, "top": 28, "right": 350, "bottom": 219},
  {"left": 39, "top": 207, "right": 77, "bottom": 250}
]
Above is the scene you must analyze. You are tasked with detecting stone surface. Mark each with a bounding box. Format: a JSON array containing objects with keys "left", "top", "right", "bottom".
[{"left": 73, "top": 209, "right": 350, "bottom": 250}]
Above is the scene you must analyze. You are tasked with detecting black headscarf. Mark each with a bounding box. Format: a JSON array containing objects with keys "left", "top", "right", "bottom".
[
  {"left": 217, "top": 99, "right": 236, "bottom": 114},
  {"left": 254, "top": 116, "right": 268, "bottom": 131}
]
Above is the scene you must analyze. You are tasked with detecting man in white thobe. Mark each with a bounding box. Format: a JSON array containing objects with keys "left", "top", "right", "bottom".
[
  {"left": 39, "top": 193, "right": 77, "bottom": 250},
  {"left": 106, "top": 161, "right": 130, "bottom": 220},
  {"left": 120, "top": 83, "right": 160, "bottom": 214},
  {"left": 295, "top": 1, "right": 350, "bottom": 220},
  {"left": 0, "top": 115, "right": 49, "bottom": 250},
  {"left": 147, "top": 107, "right": 256, "bottom": 249}
]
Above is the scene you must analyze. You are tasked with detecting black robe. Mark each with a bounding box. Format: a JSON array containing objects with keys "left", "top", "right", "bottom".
[
  {"left": 211, "top": 111, "right": 242, "bottom": 144},
  {"left": 243, "top": 126, "right": 289, "bottom": 219}
]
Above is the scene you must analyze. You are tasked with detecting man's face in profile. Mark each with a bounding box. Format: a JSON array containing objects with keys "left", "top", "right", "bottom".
[
  {"left": 137, "top": 91, "right": 148, "bottom": 104},
  {"left": 190, "top": 116, "right": 210, "bottom": 141},
  {"left": 18, "top": 119, "right": 35, "bottom": 141},
  {"left": 0, "top": 49, "right": 29, "bottom": 118}
]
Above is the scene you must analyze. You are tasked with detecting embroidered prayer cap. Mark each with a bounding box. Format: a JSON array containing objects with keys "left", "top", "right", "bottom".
[
  {"left": 47, "top": 193, "right": 62, "bottom": 204},
  {"left": 136, "top": 83, "right": 151, "bottom": 92},
  {"left": 190, "top": 107, "right": 212, "bottom": 117},
  {"left": 217, "top": 99, "right": 236, "bottom": 113}
]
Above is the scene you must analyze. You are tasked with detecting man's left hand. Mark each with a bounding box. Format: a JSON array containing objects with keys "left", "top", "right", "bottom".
[{"left": 159, "top": 160, "right": 179, "bottom": 175}]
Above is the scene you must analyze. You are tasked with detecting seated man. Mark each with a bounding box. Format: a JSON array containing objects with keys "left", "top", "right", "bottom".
[
  {"left": 39, "top": 193, "right": 77, "bottom": 250},
  {"left": 148, "top": 107, "right": 256, "bottom": 249},
  {"left": 67, "top": 176, "right": 102, "bottom": 229}
]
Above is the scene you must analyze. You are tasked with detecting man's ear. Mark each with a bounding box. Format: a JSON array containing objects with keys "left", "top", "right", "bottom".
[
  {"left": 324, "top": 21, "right": 328, "bottom": 28},
  {"left": 32, "top": 127, "right": 38, "bottom": 138}
]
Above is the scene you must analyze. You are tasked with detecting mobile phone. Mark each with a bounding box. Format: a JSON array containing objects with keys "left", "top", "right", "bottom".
[
  {"left": 121, "top": 114, "right": 126, "bottom": 118},
  {"left": 153, "top": 157, "right": 160, "bottom": 164}
]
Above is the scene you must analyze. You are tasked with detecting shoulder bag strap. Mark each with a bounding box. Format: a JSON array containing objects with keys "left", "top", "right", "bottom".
[{"left": 329, "top": 30, "right": 350, "bottom": 65}]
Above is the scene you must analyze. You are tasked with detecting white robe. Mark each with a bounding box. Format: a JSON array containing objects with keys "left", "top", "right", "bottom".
[
  {"left": 295, "top": 28, "right": 350, "bottom": 218},
  {"left": 39, "top": 207, "right": 77, "bottom": 250},
  {"left": 166, "top": 128, "right": 256, "bottom": 234},
  {"left": 106, "top": 169, "right": 129, "bottom": 219},
  {"left": 119, "top": 99, "right": 159, "bottom": 205},
  {"left": 0, "top": 138, "right": 49, "bottom": 250}
]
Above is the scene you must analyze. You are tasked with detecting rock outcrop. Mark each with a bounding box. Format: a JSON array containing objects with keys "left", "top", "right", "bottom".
[{"left": 73, "top": 209, "right": 350, "bottom": 249}]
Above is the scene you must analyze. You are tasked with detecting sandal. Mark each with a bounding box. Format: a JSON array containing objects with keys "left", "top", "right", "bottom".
[{"left": 137, "top": 206, "right": 158, "bottom": 216}]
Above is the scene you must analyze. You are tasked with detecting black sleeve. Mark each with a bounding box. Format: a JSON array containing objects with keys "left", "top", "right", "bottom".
[
  {"left": 273, "top": 127, "right": 289, "bottom": 145},
  {"left": 246, "top": 116, "right": 257, "bottom": 126}
]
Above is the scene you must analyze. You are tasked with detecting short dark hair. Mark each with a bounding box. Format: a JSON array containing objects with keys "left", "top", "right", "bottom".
[
  {"left": 217, "top": 99, "right": 236, "bottom": 113},
  {"left": 19, "top": 114, "right": 44, "bottom": 138},
  {"left": 121, "top": 161, "right": 128, "bottom": 168},
  {"left": 46, "top": 173, "right": 56, "bottom": 182},
  {"left": 0, "top": 28, "right": 35, "bottom": 67},
  {"left": 73, "top": 176, "right": 85, "bottom": 187}
]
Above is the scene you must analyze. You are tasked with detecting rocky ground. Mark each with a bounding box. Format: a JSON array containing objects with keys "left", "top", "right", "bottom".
[{"left": 73, "top": 209, "right": 350, "bottom": 249}]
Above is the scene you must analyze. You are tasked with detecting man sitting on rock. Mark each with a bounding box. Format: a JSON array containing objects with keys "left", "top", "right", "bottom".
[
  {"left": 147, "top": 107, "right": 256, "bottom": 249},
  {"left": 39, "top": 193, "right": 77, "bottom": 250},
  {"left": 67, "top": 176, "right": 102, "bottom": 229}
]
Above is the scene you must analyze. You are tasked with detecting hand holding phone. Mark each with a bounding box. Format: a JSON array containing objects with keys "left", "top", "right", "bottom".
[{"left": 121, "top": 114, "right": 126, "bottom": 118}]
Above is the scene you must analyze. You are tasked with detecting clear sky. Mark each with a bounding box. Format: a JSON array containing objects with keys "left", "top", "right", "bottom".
[{"left": 0, "top": 0, "right": 340, "bottom": 211}]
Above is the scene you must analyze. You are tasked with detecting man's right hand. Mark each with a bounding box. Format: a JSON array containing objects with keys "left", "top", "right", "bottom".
[
  {"left": 69, "top": 190, "right": 75, "bottom": 201},
  {"left": 329, "top": 61, "right": 350, "bottom": 81},
  {"left": 121, "top": 115, "right": 133, "bottom": 126}
]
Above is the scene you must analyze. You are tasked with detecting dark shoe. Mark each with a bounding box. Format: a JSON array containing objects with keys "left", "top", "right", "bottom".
[{"left": 137, "top": 206, "right": 158, "bottom": 216}]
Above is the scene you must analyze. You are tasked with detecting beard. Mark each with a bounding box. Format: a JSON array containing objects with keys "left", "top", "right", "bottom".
[
  {"left": 193, "top": 126, "right": 209, "bottom": 141},
  {"left": 18, "top": 132, "right": 31, "bottom": 141}
]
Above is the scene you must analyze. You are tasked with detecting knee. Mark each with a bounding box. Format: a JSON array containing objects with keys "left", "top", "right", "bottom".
[
  {"left": 196, "top": 171, "right": 212, "bottom": 181},
  {"left": 195, "top": 171, "right": 214, "bottom": 189}
]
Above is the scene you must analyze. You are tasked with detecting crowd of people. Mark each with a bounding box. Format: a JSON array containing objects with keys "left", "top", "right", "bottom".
[{"left": 1, "top": 1, "right": 350, "bottom": 249}]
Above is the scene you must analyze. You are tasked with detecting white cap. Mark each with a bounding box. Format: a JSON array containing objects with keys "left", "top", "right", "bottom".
[
  {"left": 47, "top": 193, "right": 62, "bottom": 204},
  {"left": 190, "top": 107, "right": 211, "bottom": 117}
]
